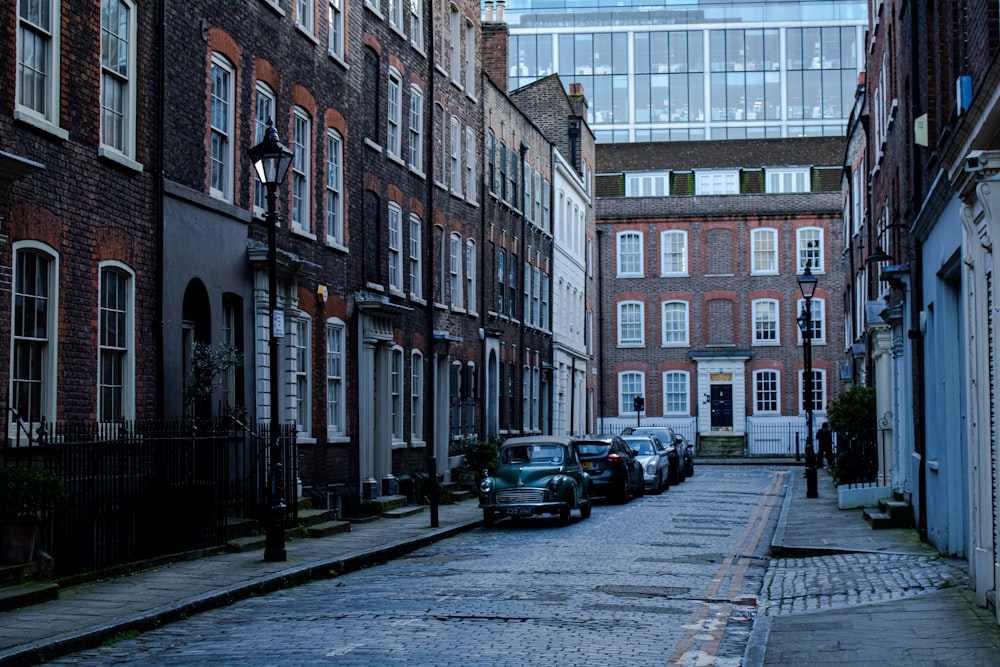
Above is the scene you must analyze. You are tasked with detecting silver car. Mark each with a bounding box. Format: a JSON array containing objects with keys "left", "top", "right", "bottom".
[{"left": 622, "top": 433, "right": 670, "bottom": 494}]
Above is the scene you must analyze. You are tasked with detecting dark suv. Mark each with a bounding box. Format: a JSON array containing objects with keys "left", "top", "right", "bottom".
[
  {"left": 575, "top": 434, "right": 645, "bottom": 503},
  {"left": 622, "top": 425, "right": 694, "bottom": 485}
]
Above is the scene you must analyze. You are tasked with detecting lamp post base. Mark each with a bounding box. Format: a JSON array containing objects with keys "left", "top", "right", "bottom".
[{"left": 804, "top": 445, "right": 818, "bottom": 498}]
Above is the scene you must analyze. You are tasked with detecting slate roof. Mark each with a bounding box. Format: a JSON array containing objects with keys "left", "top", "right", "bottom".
[{"left": 596, "top": 191, "right": 843, "bottom": 220}]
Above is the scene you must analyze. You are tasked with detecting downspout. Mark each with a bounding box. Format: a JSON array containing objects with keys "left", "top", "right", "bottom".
[
  {"left": 479, "top": 84, "right": 488, "bottom": 437},
  {"left": 519, "top": 141, "right": 528, "bottom": 434},
  {"left": 910, "top": 1, "right": 927, "bottom": 542},
  {"left": 569, "top": 358, "right": 576, "bottom": 435},
  {"left": 424, "top": 2, "right": 437, "bottom": 463},
  {"left": 154, "top": 0, "right": 167, "bottom": 418},
  {"left": 596, "top": 228, "right": 605, "bottom": 431}
]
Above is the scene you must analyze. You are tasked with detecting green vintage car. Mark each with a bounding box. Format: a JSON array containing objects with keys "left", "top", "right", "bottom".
[{"left": 479, "top": 435, "right": 593, "bottom": 526}]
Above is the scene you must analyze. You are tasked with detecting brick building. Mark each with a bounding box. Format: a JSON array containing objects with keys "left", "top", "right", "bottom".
[{"left": 595, "top": 137, "right": 846, "bottom": 455}]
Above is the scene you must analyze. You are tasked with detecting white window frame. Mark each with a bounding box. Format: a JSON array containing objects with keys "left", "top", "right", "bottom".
[
  {"left": 626, "top": 171, "right": 669, "bottom": 197},
  {"left": 98, "top": 261, "right": 136, "bottom": 423},
  {"left": 296, "top": 0, "right": 316, "bottom": 35},
  {"left": 766, "top": 167, "right": 811, "bottom": 193},
  {"left": 662, "top": 370, "right": 689, "bottom": 415},
  {"left": 752, "top": 299, "right": 780, "bottom": 345},
  {"left": 408, "top": 85, "right": 424, "bottom": 173},
  {"left": 799, "top": 368, "right": 826, "bottom": 414},
  {"left": 449, "top": 232, "right": 464, "bottom": 309},
  {"left": 465, "top": 127, "right": 476, "bottom": 202},
  {"left": 753, "top": 369, "right": 780, "bottom": 414},
  {"left": 696, "top": 169, "right": 739, "bottom": 195},
  {"left": 99, "top": 0, "right": 138, "bottom": 164},
  {"left": 391, "top": 346, "right": 404, "bottom": 442},
  {"left": 619, "top": 371, "right": 646, "bottom": 416},
  {"left": 326, "top": 319, "right": 346, "bottom": 436},
  {"left": 410, "top": 0, "right": 424, "bottom": 52},
  {"left": 751, "top": 228, "right": 778, "bottom": 275},
  {"left": 797, "top": 297, "right": 826, "bottom": 345},
  {"left": 386, "top": 68, "right": 403, "bottom": 160},
  {"left": 388, "top": 202, "right": 404, "bottom": 293},
  {"left": 464, "top": 19, "right": 476, "bottom": 94},
  {"left": 617, "top": 301, "right": 645, "bottom": 347},
  {"left": 662, "top": 300, "right": 689, "bottom": 347},
  {"left": 291, "top": 107, "right": 313, "bottom": 235},
  {"left": 797, "top": 227, "right": 824, "bottom": 273},
  {"left": 290, "top": 315, "right": 311, "bottom": 434},
  {"left": 388, "top": 0, "right": 404, "bottom": 32},
  {"left": 660, "top": 230, "right": 687, "bottom": 276},
  {"left": 523, "top": 159, "right": 532, "bottom": 220},
  {"left": 449, "top": 5, "right": 461, "bottom": 85},
  {"left": 466, "top": 239, "right": 477, "bottom": 314},
  {"left": 209, "top": 54, "right": 235, "bottom": 202},
  {"left": 410, "top": 350, "right": 424, "bottom": 443},
  {"left": 253, "top": 83, "right": 276, "bottom": 215},
  {"left": 328, "top": 0, "right": 345, "bottom": 61},
  {"left": 326, "top": 128, "right": 345, "bottom": 246},
  {"left": 409, "top": 214, "right": 423, "bottom": 301},
  {"left": 616, "top": 231, "right": 644, "bottom": 277},
  {"left": 15, "top": 0, "right": 64, "bottom": 134},
  {"left": 450, "top": 116, "right": 462, "bottom": 194}
]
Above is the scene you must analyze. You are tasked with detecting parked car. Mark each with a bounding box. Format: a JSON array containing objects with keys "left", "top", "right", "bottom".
[
  {"left": 623, "top": 426, "right": 694, "bottom": 485},
  {"left": 575, "top": 434, "right": 645, "bottom": 503},
  {"left": 621, "top": 433, "right": 670, "bottom": 494},
  {"left": 479, "top": 436, "right": 593, "bottom": 526}
]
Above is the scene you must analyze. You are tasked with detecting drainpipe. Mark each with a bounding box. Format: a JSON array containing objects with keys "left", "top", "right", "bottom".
[
  {"left": 595, "top": 228, "right": 605, "bottom": 431},
  {"left": 519, "top": 141, "right": 528, "bottom": 434},
  {"left": 154, "top": 0, "right": 167, "bottom": 418}
]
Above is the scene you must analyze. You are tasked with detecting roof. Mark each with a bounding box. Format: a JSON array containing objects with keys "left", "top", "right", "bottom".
[{"left": 596, "top": 191, "right": 843, "bottom": 219}]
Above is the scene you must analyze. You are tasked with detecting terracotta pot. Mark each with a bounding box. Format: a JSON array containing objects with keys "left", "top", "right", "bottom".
[{"left": 0, "top": 518, "right": 39, "bottom": 564}]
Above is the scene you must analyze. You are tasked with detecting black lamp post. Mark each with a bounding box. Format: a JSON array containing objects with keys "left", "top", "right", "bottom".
[
  {"left": 797, "top": 264, "right": 819, "bottom": 499},
  {"left": 249, "top": 120, "right": 294, "bottom": 562}
]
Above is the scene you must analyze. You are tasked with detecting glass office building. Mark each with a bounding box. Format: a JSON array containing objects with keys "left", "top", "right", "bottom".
[{"left": 502, "top": 0, "right": 867, "bottom": 143}]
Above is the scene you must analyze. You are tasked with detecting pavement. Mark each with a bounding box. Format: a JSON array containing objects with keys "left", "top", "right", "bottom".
[{"left": 0, "top": 464, "right": 997, "bottom": 666}]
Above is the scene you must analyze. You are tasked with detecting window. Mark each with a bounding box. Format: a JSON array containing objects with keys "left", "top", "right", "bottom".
[
  {"left": 326, "top": 129, "right": 344, "bottom": 245},
  {"left": 752, "top": 299, "right": 779, "bottom": 344},
  {"left": 326, "top": 320, "right": 345, "bottom": 434},
  {"left": 540, "top": 272, "right": 549, "bottom": 331},
  {"left": 10, "top": 245, "right": 58, "bottom": 429},
  {"left": 209, "top": 54, "right": 235, "bottom": 201},
  {"left": 408, "top": 86, "right": 424, "bottom": 173},
  {"left": 497, "top": 249, "right": 506, "bottom": 314},
  {"left": 751, "top": 228, "right": 778, "bottom": 274},
  {"left": 16, "top": 0, "right": 61, "bottom": 128},
  {"left": 449, "top": 233, "right": 463, "bottom": 308},
  {"left": 466, "top": 239, "right": 477, "bottom": 313},
  {"left": 531, "top": 266, "right": 541, "bottom": 326},
  {"left": 328, "top": 0, "right": 344, "bottom": 59},
  {"left": 533, "top": 171, "right": 542, "bottom": 224},
  {"left": 508, "top": 257, "right": 517, "bottom": 319},
  {"left": 450, "top": 116, "right": 462, "bottom": 194},
  {"left": 391, "top": 347, "right": 403, "bottom": 441},
  {"left": 522, "top": 365, "right": 530, "bottom": 429},
  {"left": 291, "top": 108, "right": 312, "bottom": 234},
  {"left": 766, "top": 168, "right": 810, "bottom": 193},
  {"left": 696, "top": 170, "right": 739, "bottom": 195},
  {"left": 291, "top": 317, "right": 311, "bottom": 432},
  {"left": 465, "top": 127, "right": 476, "bottom": 202},
  {"left": 98, "top": 264, "right": 134, "bottom": 422},
  {"left": 100, "top": 0, "right": 137, "bottom": 159},
  {"left": 296, "top": 0, "right": 315, "bottom": 34},
  {"left": 409, "top": 214, "right": 423, "bottom": 300},
  {"left": 388, "top": 203, "right": 403, "bottom": 292},
  {"left": 254, "top": 83, "right": 276, "bottom": 213},
  {"left": 411, "top": 351, "right": 424, "bottom": 441},
  {"left": 797, "top": 227, "right": 824, "bottom": 273},
  {"left": 663, "top": 371, "right": 689, "bottom": 415},
  {"left": 221, "top": 295, "right": 242, "bottom": 412},
  {"left": 435, "top": 103, "right": 447, "bottom": 185},
  {"left": 449, "top": 5, "right": 461, "bottom": 84},
  {"left": 387, "top": 69, "right": 402, "bottom": 159},
  {"left": 626, "top": 172, "right": 669, "bottom": 196},
  {"left": 619, "top": 372, "right": 645, "bottom": 416},
  {"left": 509, "top": 147, "right": 518, "bottom": 207},
  {"left": 617, "top": 231, "right": 643, "bottom": 277},
  {"left": 618, "top": 301, "right": 644, "bottom": 346},
  {"left": 542, "top": 179, "right": 551, "bottom": 233},
  {"left": 410, "top": 0, "right": 424, "bottom": 51},
  {"left": 797, "top": 297, "right": 826, "bottom": 344},
  {"left": 486, "top": 131, "right": 496, "bottom": 195},
  {"left": 523, "top": 160, "right": 532, "bottom": 221},
  {"left": 388, "top": 0, "right": 404, "bottom": 31},
  {"left": 661, "top": 230, "right": 687, "bottom": 275},
  {"left": 799, "top": 368, "right": 826, "bottom": 413},
  {"left": 464, "top": 19, "right": 475, "bottom": 93},
  {"left": 662, "top": 301, "right": 689, "bottom": 346},
  {"left": 754, "top": 370, "right": 779, "bottom": 413},
  {"left": 498, "top": 139, "right": 507, "bottom": 201}
]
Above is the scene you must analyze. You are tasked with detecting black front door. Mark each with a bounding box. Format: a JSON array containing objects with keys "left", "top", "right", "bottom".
[{"left": 710, "top": 384, "right": 733, "bottom": 430}]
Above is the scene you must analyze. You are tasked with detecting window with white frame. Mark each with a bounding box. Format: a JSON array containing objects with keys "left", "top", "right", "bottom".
[
  {"left": 661, "top": 230, "right": 687, "bottom": 275},
  {"left": 508, "top": 257, "right": 517, "bottom": 319},
  {"left": 509, "top": 147, "right": 518, "bottom": 207},
  {"left": 449, "top": 233, "right": 463, "bottom": 308},
  {"left": 533, "top": 171, "right": 542, "bottom": 224},
  {"left": 221, "top": 295, "right": 240, "bottom": 411},
  {"left": 411, "top": 350, "right": 424, "bottom": 441},
  {"left": 619, "top": 371, "right": 645, "bottom": 416},
  {"left": 751, "top": 228, "right": 778, "bottom": 274},
  {"left": 466, "top": 239, "right": 476, "bottom": 313},
  {"left": 532, "top": 364, "right": 540, "bottom": 430},
  {"left": 617, "top": 231, "right": 643, "bottom": 277},
  {"left": 326, "top": 320, "right": 345, "bottom": 434},
  {"left": 438, "top": 226, "right": 447, "bottom": 304},
  {"left": 797, "top": 297, "right": 826, "bottom": 344},
  {"left": 618, "top": 301, "right": 644, "bottom": 346},
  {"left": 540, "top": 273, "right": 549, "bottom": 331},
  {"left": 486, "top": 131, "right": 496, "bottom": 195},
  {"left": 291, "top": 316, "right": 311, "bottom": 433},
  {"left": 291, "top": 108, "right": 312, "bottom": 233},
  {"left": 531, "top": 266, "right": 541, "bottom": 327},
  {"left": 799, "top": 368, "right": 826, "bottom": 413},
  {"left": 408, "top": 85, "right": 423, "bottom": 173},
  {"left": 391, "top": 347, "right": 403, "bottom": 441},
  {"left": 328, "top": 0, "right": 344, "bottom": 59},
  {"left": 296, "top": 0, "right": 315, "bottom": 34},
  {"left": 409, "top": 214, "right": 423, "bottom": 300},
  {"left": 209, "top": 54, "right": 235, "bottom": 201},
  {"left": 797, "top": 227, "right": 823, "bottom": 273},
  {"left": 465, "top": 127, "right": 476, "bottom": 202},
  {"left": 464, "top": 19, "right": 475, "bottom": 94},
  {"left": 387, "top": 69, "right": 402, "bottom": 160},
  {"left": 542, "top": 179, "right": 550, "bottom": 233},
  {"left": 254, "top": 83, "right": 276, "bottom": 214},
  {"left": 449, "top": 5, "right": 461, "bottom": 84},
  {"left": 662, "top": 301, "right": 689, "bottom": 346},
  {"left": 523, "top": 159, "right": 532, "bottom": 221},
  {"left": 388, "top": 203, "right": 403, "bottom": 292},
  {"left": 752, "top": 299, "right": 780, "bottom": 344},
  {"left": 100, "top": 0, "right": 137, "bottom": 160},
  {"left": 450, "top": 116, "right": 462, "bottom": 193},
  {"left": 626, "top": 172, "right": 669, "bottom": 196},
  {"left": 388, "top": 0, "right": 404, "bottom": 31},
  {"left": 435, "top": 103, "right": 447, "bottom": 185},
  {"left": 663, "top": 371, "right": 689, "bottom": 415},
  {"left": 498, "top": 139, "right": 507, "bottom": 201},
  {"left": 98, "top": 263, "right": 134, "bottom": 422},
  {"left": 696, "top": 170, "right": 739, "bottom": 195},
  {"left": 10, "top": 244, "right": 58, "bottom": 430},
  {"left": 16, "top": 0, "right": 61, "bottom": 128},
  {"left": 522, "top": 365, "right": 530, "bottom": 429},
  {"left": 766, "top": 168, "right": 810, "bottom": 193},
  {"left": 410, "top": 0, "right": 424, "bottom": 51},
  {"left": 754, "top": 370, "right": 779, "bottom": 413},
  {"left": 326, "top": 129, "right": 344, "bottom": 245}
]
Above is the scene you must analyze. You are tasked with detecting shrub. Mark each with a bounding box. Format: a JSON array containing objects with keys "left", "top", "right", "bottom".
[
  {"left": 461, "top": 438, "right": 499, "bottom": 479},
  {"left": 0, "top": 466, "right": 68, "bottom": 518}
]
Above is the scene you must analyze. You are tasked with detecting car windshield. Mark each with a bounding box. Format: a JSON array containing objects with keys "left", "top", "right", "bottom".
[
  {"left": 500, "top": 444, "right": 565, "bottom": 465},
  {"left": 625, "top": 437, "right": 656, "bottom": 456},
  {"left": 576, "top": 442, "right": 611, "bottom": 457}
]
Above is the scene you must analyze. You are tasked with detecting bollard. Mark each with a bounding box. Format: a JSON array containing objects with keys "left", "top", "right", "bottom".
[{"left": 427, "top": 456, "right": 439, "bottom": 527}]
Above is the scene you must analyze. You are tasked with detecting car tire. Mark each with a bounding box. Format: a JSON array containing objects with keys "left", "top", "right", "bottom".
[
  {"left": 617, "top": 479, "right": 629, "bottom": 504},
  {"left": 559, "top": 506, "right": 571, "bottom": 525},
  {"left": 686, "top": 458, "right": 695, "bottom": 477},
  {"left": 662, "top": 471, "right": 670, "bottom": 492},
  {"left": 483, "top": 509, "right": 496, "bottom": 527},
  {"left": 580, "top": 500, "right": 592, "bottom": 519},
  {"left": 668, "top": 465, "right": 680, "bottom": 486},
  {"left": 635, "top": 476, "right": 645, "bottom": 497}
]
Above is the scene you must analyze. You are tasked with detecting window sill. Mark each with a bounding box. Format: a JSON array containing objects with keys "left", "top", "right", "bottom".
[
  {"left": 365, "top": 138, "right": 383, "bottom": 153},
  {"left": 14, "top": 110, "right": 69, "bottom": 141},
  {"left": 325, "top": 239, "right": 348, "bottom": 253},
  {"left": 326, "top": 433, "right": 350, "bottom": 444},
  {"left": 98, "top": 146, "right": 144, "bottom": 173},
  {"left": 291, "top": 227, "right": 317, "bottom": 241},
  {"left": 409, "top": 440, "right": 427, "bottom": 449},
  {"left": 388, "top": 153, "right": 406, "bottom": 167},
  {"left": 294, "top": 24, "right": 320, "bottom": 45},
  {"left": 328, "top": 52, "right": 349, "bottom": 70}
]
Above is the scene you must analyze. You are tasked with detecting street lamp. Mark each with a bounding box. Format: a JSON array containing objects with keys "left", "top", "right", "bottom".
[
  {"left": 249, "top": 120, "right": 294, "bottom": 562},
  {"left": 797, "top": 264, "right": 818, "bottom": 499}
]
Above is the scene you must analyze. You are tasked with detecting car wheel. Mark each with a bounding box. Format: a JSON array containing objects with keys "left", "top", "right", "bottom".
[
  {"left": 662, "top": 470, "right": 670, "bottom": 492},
  {"left": 617, "top": 478, "right": 630, "bottom": 504},
  {"left": 580, "top": 500, "right": 592, "bottom": 519},
  {"left": 559, "top": 506, "right": 571, "bottom": 525},
  {"left": 686, "top": 458, "right": 695, "bottom": 477},
  {"left": 635, "top": 475, "right": 645, "bottom": 497},
  {"left": 656, "top": 471, "right": 666, "bottom": 494},
  {"left": 483, "top": 509, "right": 496, "bottom": 527},
  {"left": 668, "top": 464, "right": 680, "bottom": 486}
]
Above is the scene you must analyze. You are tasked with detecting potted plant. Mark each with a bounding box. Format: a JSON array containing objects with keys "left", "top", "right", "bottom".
[{"left": 0, "top": 465, "right": 68, "bottom": 564}]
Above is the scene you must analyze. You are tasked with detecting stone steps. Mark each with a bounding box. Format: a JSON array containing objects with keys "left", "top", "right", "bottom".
[{"left": 864, "top": 498, "right": 913, "bottom": 529}]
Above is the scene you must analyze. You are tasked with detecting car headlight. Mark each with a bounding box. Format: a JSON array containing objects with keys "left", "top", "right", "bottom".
[
  {"left": 480, "top": 477, "right": 494, "bottom": 493},
  {"left": 645, "top": 463, "right": 657, "bottom": 476},
  {"left": 547, "top": 476, "right": 563, "bottom": 492}
]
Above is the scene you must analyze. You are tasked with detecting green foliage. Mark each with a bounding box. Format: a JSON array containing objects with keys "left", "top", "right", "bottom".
[
  {"left": 182, "top": 342, "right": 243, "bottom": 410},
  {"left": 461, "top": 438, "right": 499, "bottom": 478},
  {"left": 826, "top": 385, "right": 877, "bottom": 437},
  {"left": 0, "top": 466, "right": 69, "bottom": 518}
]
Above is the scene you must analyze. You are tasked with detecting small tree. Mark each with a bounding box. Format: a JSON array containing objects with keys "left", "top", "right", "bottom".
[
  {"left": 182, "top": 342, "right": 243, "bottom": 417},
  {"left": 462, "top": 438, "right": 499, "bottom": 481},
  {"left": 826, "top": 385, "right": 876, "bottom": 438}
]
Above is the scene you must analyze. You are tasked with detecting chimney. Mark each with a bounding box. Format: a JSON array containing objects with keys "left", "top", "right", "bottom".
[
  {"left": 485, "top": 0, "right": 494, "bottom": 21},
  {"left": 481, "top": 19, "right": 510, "bottom": 90},
  {"left": 497, "top": 0, "right": 505, "bottom": 22}
]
